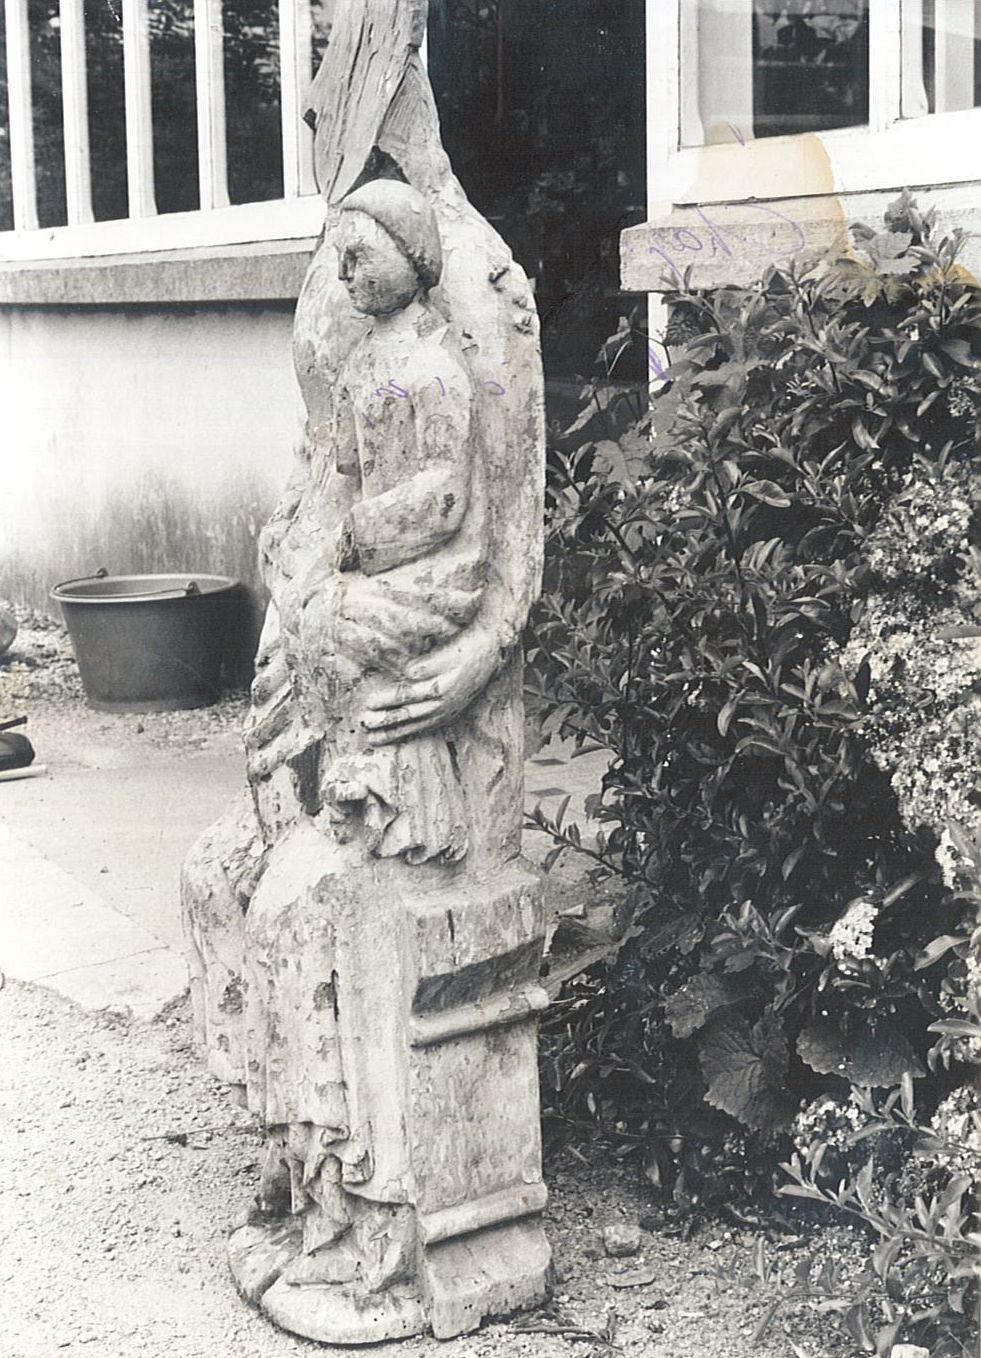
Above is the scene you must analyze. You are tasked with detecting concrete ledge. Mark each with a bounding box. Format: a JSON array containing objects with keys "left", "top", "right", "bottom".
[
  {"left": 0, "top": 237, "right": 318, "bottom": 306},
  {"left": 621, "top": 182, "right": 981, "bottom": 292}
]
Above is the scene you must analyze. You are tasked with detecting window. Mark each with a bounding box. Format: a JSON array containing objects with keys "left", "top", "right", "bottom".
[
  {"left": 681, "top": 1, "right": 870, "bottom": 148},
  {"left": 653, "top": 0, "right": 981, "bottom": 209},
  {"left": 429, "top": 0, "right": 647, "bottom": 386},
  {"left": 902, "top": 0, "right": 981, "bottom": 115}
]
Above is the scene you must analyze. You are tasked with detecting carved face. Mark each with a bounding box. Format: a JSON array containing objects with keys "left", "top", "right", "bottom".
[{"left": 336, "top": 212, "right": 420, "bottom": 316}]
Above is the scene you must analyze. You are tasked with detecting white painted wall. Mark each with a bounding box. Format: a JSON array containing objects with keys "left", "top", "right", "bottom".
[{"left": 0, "top": 303, "right": 300, "bottom": 619}]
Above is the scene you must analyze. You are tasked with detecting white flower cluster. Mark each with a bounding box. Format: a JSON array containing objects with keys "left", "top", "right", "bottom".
[
  {"left": 792, "top": 1093, "right": 867, "bottom": 1152},
  {"left": 937, "top": 949, "right": 981, "bottom": 1063},
  {"left": 930, "top": 1085, "right": 981, "bottom": 1175},
  {"left": 865, "top": 471, "right": 975, "bottom": 584},
  {"left": 829, "top": 898, "right": 878, "bottom": 971},
  {"left": 835, "top": 585, "right": 981, "bottom": 881}
]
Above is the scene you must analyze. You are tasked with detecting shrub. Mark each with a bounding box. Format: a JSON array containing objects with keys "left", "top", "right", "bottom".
[{"left": 529, "top": 194, "right": 980, "bottom": 1241}]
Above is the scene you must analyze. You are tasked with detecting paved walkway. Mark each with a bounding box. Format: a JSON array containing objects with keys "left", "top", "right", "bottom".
[{"left": 0, "top": 715, "right": 608, "bottom": 1020}]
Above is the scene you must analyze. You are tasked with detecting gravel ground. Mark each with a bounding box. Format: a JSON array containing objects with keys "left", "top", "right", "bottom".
[{"left": 0, "top": 980, "right": 870, "bottom": 1358}]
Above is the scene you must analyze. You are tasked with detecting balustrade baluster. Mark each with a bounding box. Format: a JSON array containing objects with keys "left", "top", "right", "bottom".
[
  {"left": 194, "top": 0, "right": 229, "bottom": 210},
  {"left": 60, "top": 0, "right": 94, "bottom": 225},
  {"left": 122, "top": 0, "right": 156, "bottom": 216},
  {"left": 279, "top": 0, "right": 317, "bottom": 198},
  {"left": 4, "top": 0, "right": 38, "bottom": 230}
]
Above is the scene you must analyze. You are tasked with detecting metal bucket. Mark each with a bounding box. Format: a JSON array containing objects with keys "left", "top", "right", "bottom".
[{"left": 51, "top": 570, "right": 239, "bottom": 712}]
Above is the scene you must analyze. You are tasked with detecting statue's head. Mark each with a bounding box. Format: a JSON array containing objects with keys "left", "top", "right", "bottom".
[{"left": 336, "top": 180, "right": 443, "bottom": 316}]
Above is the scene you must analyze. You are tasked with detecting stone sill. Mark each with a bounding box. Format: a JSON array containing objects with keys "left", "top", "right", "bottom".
[
  {"left": 621, "top": 183, "right": 981, "bottom": 293},
  {"left": 0, "top": 237, "right": 319, "bottom": 306}
]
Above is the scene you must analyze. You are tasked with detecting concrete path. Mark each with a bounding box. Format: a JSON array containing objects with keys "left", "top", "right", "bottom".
[{"left": 0, "top": 716, "right": 608, "bottom": 1021}]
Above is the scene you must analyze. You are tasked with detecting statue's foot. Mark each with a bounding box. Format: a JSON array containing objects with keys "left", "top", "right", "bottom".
[
  {"left": 260, "top": 1275, "right": 426, "bottom": 1346},
  {"left": 227, "top": 1216, "right": 426, "bottom": 1345}
]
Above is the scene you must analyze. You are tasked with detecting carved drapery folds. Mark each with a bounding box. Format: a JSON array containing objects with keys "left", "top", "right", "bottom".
[{"left": 181, "top": 0, "right": 549, "bottom": 1343}]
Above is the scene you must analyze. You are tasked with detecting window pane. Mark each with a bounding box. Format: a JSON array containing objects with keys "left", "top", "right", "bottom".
[
  {"left": 682, "top": 1, "right": 869, "bottom": 147},
  {"left": 86, "top": 0, "right": 128, "bottom": 222},
  {"left": 904, "top": 0, "right": 980, "bottom": 115},
  {"left": 429, "top": 0, "right": 647, "bottom": 392},
  {"left": 31, "top": 0, "right": 67, "bottom": 226},
  {"left": 224, "top": 1, "right": 283, "bottom": 204},
  {"left": 151, "top": 0, "right": 199, "bottom": 214}
]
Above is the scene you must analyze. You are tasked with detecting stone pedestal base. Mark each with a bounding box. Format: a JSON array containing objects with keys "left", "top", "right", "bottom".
[
  {"left": 216, "top": 847, "right": 551, "bottom": 1344},
  {"left": 229, "top": 1214, "right": 550, "bottom": 1344}
]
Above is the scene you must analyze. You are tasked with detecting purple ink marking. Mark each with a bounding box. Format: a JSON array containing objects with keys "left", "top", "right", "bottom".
[
  {"left": 750, "top": 203, "right": 807, "bottom": 256},
  {"left": 388, "top": 380, "right": 409, "bottom": 398},
  {"left": 485, "top": 381, "right": 506, "bottom": 397},
  {"left": 672, "top": 227, "right": 704, "bottom": 253},
  {"left": 648, "top": 344, "right": 668, "bottom": 381},
  {"left": 727, "top": 121, "right": 747, "bottom": 147},
  {"left": 693, "top": 207, "right": 734, "bottom": 259},
  {"left": 646, "top": 202, "right": 803, "bottom": 284},
  {"left": 435, "top": 375, "right": 446, "bottom": 397}
]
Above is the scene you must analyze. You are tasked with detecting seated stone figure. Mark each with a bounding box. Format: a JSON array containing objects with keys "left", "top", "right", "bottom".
[
  {"left": 322, "top": 181, "right": 488, "bottom": 865},
  {"left": 182, "top": 54, "right": 551, "bottom": 1334}
]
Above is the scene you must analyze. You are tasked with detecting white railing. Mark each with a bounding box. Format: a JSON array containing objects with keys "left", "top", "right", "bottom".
[{"left": 1, "top": 0, "right": 324, "bottom": 260}]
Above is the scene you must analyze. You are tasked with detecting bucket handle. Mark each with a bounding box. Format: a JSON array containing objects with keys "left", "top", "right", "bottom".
[
  {"left": 53, "top": 568, "right": 202, "bottom": 600},
  {"left": 53, "top": 566, "right": 108, "bottom": 593}
]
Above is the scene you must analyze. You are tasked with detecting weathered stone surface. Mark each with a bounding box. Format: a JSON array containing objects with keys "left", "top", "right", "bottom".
[
  {"left": 182, "top": 0, "right": 548, "bottom": 1343},
  {"left": 621, "top": 184, "right": 981, "bottom": 293}
]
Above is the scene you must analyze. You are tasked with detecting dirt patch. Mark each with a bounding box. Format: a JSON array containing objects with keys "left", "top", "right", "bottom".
[{"left": 0, "top": 979, "right": 866, "bottom": 1358}]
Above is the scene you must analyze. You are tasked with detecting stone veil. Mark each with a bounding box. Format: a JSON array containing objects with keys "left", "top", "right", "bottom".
[{"left": 181, "top": 0, "right": 550, "bottom": 1344}]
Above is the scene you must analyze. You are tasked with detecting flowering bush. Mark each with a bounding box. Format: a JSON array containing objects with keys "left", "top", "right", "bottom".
[
  {"left": 530, "top": 195, "right": 980, "bottom": 1254},
  {"left": 783, "top": 1080, "right": 980, "bottom": 1356}
]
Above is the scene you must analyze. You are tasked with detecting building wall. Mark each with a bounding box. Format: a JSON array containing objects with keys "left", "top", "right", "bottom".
[{"left": 0, "top": 300, "right": 302, "bottom": 673}]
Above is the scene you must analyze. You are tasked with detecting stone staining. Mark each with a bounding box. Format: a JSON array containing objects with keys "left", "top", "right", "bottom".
[{"left": 181, "top": 0, "right": 549, "bottom": 1344}]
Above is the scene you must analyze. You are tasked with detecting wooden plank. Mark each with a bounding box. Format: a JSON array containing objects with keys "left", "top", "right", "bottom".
[
  {"left": 122, "top": 0, "right": 157, "bottom": 216},
  {"left": 59, "top": 0, "right": 94, "bottom": 225},
  {"left": 934, "top": 0, "right": 976, "bottom": 111},
  {"left": 304, "top": 0, "right": 428, "bottom": 203},
  {"left": 194, "top": 0, "right": 229, "bottom": 209},
  {"left": 4, "top": 0, "right": 38, "bottom": 230},
  {"left": 279, "top": 0, "right": 316, "bottom": 198}
]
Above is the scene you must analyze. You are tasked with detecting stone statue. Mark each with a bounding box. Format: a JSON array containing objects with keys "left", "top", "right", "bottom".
[{"left": 181, "top": 0, "right": 549, "bottom": 1344}]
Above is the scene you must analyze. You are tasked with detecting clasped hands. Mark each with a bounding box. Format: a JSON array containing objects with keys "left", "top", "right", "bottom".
[{"left": 359, "top": 623, "right": 503, "bottom": 745}]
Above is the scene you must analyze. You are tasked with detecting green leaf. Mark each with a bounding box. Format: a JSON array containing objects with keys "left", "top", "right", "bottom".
[
  {"left": 717, "top": 696, "right": 740, "bottom": 738},
  {"left": 699, "top": 1011, "right": 794, "bottom": 1130},
  {"left": 743, "top": 479, "right": 793, "bottom": 508},
  {"left": 797, "top": 1020, "right": 925, "bottom": 1084},
  {"left": 914, "top": 934, "right": 966, "bottom": 970},
  {"left": 928, "top": 1018, "right": 981, "bottom": 1039},
  {"left": 664, "top": 973, "right": 734, "bottom": 1039}
]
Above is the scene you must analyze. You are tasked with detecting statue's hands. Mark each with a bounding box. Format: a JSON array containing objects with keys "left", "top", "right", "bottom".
[{"left": 359, "top": 624, "right": 504, "bottom": 746}]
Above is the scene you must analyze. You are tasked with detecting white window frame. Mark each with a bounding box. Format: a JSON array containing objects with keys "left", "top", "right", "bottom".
[
  {"left": 647, "top": 0, "right": 981, "bottom": 210},
  {"left": 0, "top": 0, "right": 325, "bottom": 264}
]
